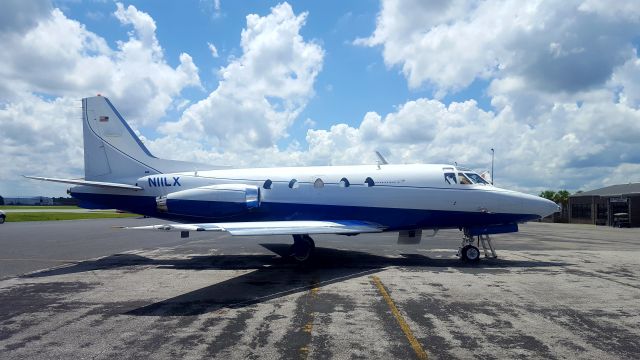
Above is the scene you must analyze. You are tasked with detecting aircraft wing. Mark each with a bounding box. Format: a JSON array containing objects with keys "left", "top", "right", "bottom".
[
  {"left": 24, "top": 176, "right": 142, "bottom": 190},
  {"left": 124, "top": 220, "right": 386, "bottom": 236}
]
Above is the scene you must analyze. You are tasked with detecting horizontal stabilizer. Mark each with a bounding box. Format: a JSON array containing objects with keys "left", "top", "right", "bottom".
[
  {"left": 24, "top": 175, "right": 142, "bottom": 190},
  {"left": 123, "top": 220, "right": 386, "bottom": 236}
]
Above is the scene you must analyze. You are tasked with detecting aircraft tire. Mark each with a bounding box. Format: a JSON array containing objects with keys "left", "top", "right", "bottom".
[
  {"left": 290, "top": 235, "right": 315, "bottom": 262},
  {"left": 461, "top": 245, "right": 480, "bottom": 263},
  {"left": 0, "top": 215, "right": 5, "bottom": 224}
]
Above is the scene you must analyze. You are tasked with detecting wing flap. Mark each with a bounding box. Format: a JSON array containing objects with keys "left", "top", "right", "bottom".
[
  {"left": 24, "top": 175, "right": 142, "bottom": 190},
  {"left": 125, "top": 220, "right": 386, "bottom": 236}
]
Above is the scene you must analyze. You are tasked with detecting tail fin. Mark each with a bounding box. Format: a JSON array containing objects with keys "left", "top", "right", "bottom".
[{"left": 83, "top": 95, "right": 211, "bottom": 181}]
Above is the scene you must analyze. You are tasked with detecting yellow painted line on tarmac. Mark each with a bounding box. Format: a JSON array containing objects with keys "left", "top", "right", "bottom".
[
  {"left": 300, "top": 280, "right": 319, "bottom": 359},
  {"left": 372, "top": 275, "right": 428, "bottom": 360}
]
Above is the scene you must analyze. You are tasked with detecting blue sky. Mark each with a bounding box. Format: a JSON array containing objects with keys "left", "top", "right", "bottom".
[{"left": 2, "top": 0, "right": 640, "bottom": 197}]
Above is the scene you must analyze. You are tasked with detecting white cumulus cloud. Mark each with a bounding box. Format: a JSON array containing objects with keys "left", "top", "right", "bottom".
[
  {"left": 207, "top": 42, "right": 219, "bottom": 58},
  {"left": 157, "top": 2, "right": 323, "bottom": 152},
  {"left": 0, "top": 2, "right": 201, "bottom": 195},
  {"left": 357, "top": 0, "right": 639, "bottom": 98},
  {"left": 3, "top": 0, "right": 640, "bottom": 198},
  {"left": 342, "top": 0, "right": 640, "bottom": 192}
]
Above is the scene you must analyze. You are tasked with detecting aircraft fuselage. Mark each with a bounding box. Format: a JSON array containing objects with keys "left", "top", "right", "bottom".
[{"left": 70, "top": 163, "right": 556, "bottom": 231}]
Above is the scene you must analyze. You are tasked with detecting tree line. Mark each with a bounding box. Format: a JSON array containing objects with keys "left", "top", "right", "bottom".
[
  {"left": 538, "top": 190, "right": 570, "bottom": 206},
  {"left": 539, "top": 190, "right": 571, "bottom": 220}
]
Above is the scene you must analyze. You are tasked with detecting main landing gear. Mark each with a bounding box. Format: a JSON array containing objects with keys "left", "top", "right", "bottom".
[
  {"left": 457, "top": 230, "right": 498, "bottom": 262},
  {"left": 290, "top": 234, "right": 315, "bottom": 262}
]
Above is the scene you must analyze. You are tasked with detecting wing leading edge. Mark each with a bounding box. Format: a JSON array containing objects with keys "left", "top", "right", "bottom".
[
  {"left": 124, "top": 220, "right": 386, "bottom": 236},
  {"left": 24, "top": 176, "right": 142, "bottom": 190}
]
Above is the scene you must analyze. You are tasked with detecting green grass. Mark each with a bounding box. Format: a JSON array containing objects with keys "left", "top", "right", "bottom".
[
  {"left": 0, "top": 205, "right": 80, "bottom": 210},
  {"left": 5, "top": 212, "right": 139, "bottom": 222}
]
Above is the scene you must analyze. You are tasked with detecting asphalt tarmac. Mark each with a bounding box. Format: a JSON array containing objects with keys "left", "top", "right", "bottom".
[{"left": 1, "top": 219, "right": 639, "bottom": 359}]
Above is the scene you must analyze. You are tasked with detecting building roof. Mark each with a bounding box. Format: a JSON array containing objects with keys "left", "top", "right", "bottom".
[{"left": 571, "top": 183, "right": 640, "bottom": 197}]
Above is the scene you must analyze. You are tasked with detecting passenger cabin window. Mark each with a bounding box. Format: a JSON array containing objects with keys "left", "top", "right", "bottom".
[
  {"left": 314, "top": 178, "right": 324, "bottom": 188},
  {"left": 263, "top": 179, "right": 272, "bottom": 189},
  {"left": 365, "top": 177, "right": 375, "bottom": 187},
  {"left": 339, "top": 177, "right": 350, "bottom": 187},
  {"left": 444, "top": 172, "right": 457, "bottom": 184},
  {"left": 289, "top": 179, "right": 299, "bottom": 189}
]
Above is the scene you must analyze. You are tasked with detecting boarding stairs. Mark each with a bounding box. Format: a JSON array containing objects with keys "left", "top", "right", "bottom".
[{"left": 478, "top": 234, "right": 497, "bottom": 258}]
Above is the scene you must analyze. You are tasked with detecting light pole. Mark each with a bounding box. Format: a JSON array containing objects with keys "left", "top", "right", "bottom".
[{"left": 491, "top": 148, "right": 494, "bottom": 185}]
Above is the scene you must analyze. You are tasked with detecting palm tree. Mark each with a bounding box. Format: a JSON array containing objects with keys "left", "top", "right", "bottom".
[
  {"left": 554, "top": 190, "right": 570, "bottom": 219},
  {"left": 553, "top": 190, "right": 570, "bottom": 207},
  {"left": 539, "top": 190, "right": 556, "bottom": 202}
]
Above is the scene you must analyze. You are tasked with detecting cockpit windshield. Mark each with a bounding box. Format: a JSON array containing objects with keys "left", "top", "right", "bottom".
[
  {"left": 443, "top": 166, "right": 490, "bottom": 185},
  {"left": 464, "top": 172, "right": 489, "bottom": 185},
  {"left": 458, "top": 173, "right": 472, "bottom": 185}
]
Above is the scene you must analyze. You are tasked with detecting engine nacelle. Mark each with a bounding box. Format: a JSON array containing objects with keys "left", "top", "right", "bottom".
[{"left": 156, "top": 184, "right": 260, "bottom": 218}]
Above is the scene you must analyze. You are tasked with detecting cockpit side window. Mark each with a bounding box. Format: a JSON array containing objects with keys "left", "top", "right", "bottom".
[
  {"left": 444, "top": 172, "right": 457, "bottom": 184},
  {"left": 458, "top": 173, "right": 473, "bottom": 185},
  {"left": 465, "top": 172, "right": 489, "bottom": 185}
]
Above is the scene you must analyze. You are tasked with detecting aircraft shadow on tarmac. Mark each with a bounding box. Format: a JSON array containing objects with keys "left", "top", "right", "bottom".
[{"left": 24, "top": 245, "right": 568, "bottom": 317}]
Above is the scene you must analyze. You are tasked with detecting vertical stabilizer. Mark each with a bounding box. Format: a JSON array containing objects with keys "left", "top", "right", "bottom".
[{"left": 82, "top": 96, "right": 211, "bottom": 182}]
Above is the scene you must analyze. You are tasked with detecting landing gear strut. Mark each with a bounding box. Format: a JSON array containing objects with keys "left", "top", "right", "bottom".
[
  {"left": 457, "top": 230, "right": 498, "bottom": 262},
  {"left": 290, "top": 234, "right": 315, "bottom": 262}
]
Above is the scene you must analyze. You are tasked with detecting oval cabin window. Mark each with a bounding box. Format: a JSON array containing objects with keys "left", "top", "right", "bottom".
[
  {"left": 263, "top": 179, "right": 272, "bottom": 189},
  {"left": 339, "top": 177, "right": 350, "bottom": 187},
  {"left": 289, "top": 179, "right": 299, "bottom": 189},
  {"left": 314, "top": 178, "right": 324, "bottom": 188},
  {"left": 365, "top": 177, "right": 375, "bottom": 187}
]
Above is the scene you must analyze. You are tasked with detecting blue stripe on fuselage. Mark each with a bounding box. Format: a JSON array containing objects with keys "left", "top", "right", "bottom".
[{"left": 71, "top": 192, "right": 539, "bottom": 230}]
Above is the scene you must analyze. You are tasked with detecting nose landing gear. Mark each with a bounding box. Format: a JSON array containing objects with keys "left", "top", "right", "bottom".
[
  {"left": 458, "top": 230, "right": 498, "bottom": 262},
  {"left": 290, "top": 234, "right": 315, "bottom": 262}
]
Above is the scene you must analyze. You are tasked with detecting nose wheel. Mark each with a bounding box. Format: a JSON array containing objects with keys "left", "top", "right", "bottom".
[
  {"left": 458, "top": 229, "right": 496, "bottom": 262},
  {"left": 290, "top": 234, "right": 315, "bottom": 262},
  {"left": 460, "top": 244, "right": 480, "bottom": 262}
]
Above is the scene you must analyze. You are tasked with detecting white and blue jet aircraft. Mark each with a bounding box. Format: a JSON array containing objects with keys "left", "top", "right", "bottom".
[{"left": 27, "top": 95, "right": 559, "bottom": 262}]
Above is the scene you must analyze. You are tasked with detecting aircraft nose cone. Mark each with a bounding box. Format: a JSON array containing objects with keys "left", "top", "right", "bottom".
[
  {"left": 537, "top": 197, "right": 560, "bottom": 218},
  {"left": 518, "top": 193, "right": 559, "bottom": 218}
]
